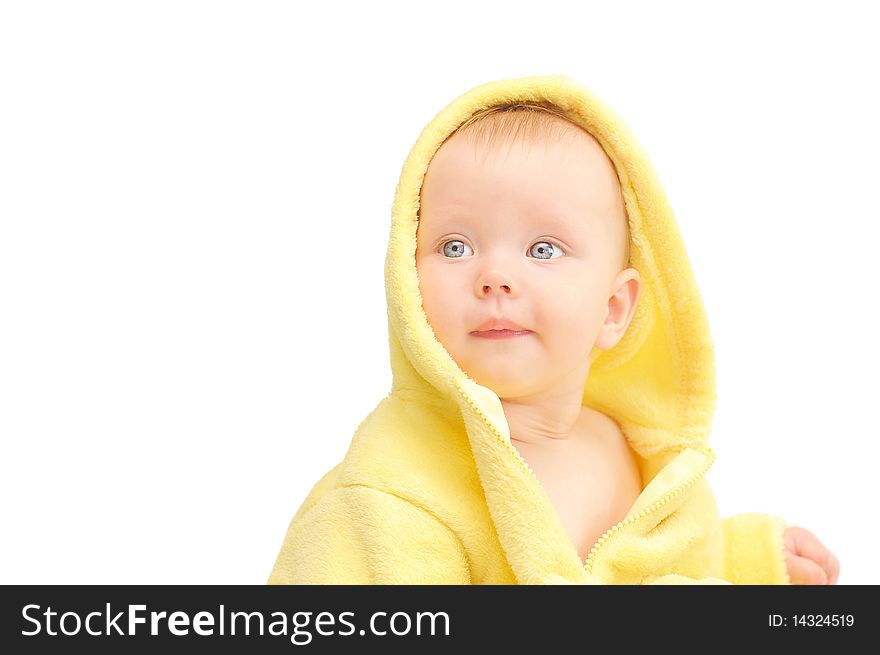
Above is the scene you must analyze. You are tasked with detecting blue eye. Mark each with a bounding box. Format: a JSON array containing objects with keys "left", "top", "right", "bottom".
[
  {"left": 441, "top": 240, "right": 473, "bottom": 258},
  {"left": 529, "top": 241, "right": 563, "bottom": 259}
]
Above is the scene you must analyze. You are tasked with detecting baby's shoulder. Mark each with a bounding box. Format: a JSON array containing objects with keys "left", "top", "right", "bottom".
[
  {"left": 580, "top": 407, "right": 641, "bottom": 469},
  {"left": 581, "top": 406, "right": 626, "bottom": 444}
]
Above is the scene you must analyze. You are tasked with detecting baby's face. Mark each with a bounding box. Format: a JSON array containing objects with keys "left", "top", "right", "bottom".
[{"left": 415, "top": 128, "right": 634, "bottom": 399}]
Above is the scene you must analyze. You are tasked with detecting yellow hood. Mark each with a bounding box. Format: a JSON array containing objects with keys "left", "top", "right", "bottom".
[
  {"left": 269, "top": 74, "right": 791, "bottom": 585},
  {"left": 388, "top": 74, "right": 715, "bottom": 459}
]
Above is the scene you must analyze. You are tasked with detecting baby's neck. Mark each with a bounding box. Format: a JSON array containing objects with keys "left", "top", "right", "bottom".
[{"left": 503, "top": 396, "right": 585, "bottom": 447}]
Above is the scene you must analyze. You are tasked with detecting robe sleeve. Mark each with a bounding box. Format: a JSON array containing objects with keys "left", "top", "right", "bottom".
[
  {"left": 640, "top": 510, "right": 792, "bottom": 585},
  {"left": 718, "top": 511, "right": 792, "bottom": 584},
  {"left": 267, "top": 484, "right": 472, "bottom": 585}
]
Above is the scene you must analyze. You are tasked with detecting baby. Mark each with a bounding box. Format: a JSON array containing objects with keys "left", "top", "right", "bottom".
[
  {"left": 268, "top": 74, "right": 839, "bottom": 585},
  {"left": 415, "top": 106, "right": 644, "bottom": 564}
]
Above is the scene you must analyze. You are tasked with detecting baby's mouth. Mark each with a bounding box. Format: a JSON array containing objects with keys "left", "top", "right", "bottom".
[{"left": 470, "top": 328, "right": 533, "bottom": 340}]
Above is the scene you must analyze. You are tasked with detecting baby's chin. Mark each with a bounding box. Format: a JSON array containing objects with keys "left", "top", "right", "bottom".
[{"left": 457, "top": 361, "right": 546, "bottom": 399}]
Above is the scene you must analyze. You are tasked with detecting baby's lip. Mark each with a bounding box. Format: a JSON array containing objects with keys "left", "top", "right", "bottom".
[{"left": 471, "top": 317, "right": 529, "bottom": 333}]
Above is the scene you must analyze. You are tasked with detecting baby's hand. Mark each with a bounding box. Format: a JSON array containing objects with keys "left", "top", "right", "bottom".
[{"left": 783, "top": 525, "right": 840, "bottom": 584}]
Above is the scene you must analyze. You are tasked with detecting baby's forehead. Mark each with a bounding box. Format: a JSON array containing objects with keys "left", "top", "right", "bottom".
[{"left": 423, "top": 132, "right": 621, "bottom": 225}]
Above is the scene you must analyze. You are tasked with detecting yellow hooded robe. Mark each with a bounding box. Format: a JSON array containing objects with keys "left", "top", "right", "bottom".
[{"left": 268, "top": 74, "right": 792, "bottom": 585}]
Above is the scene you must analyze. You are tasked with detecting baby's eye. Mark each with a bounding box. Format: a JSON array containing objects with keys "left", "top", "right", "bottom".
[
  {"left": 529, "top": 241, "right": 564, "bottom": 260},
  {"left": 441, "top": 239, "right": 474, "bottom": 258}
]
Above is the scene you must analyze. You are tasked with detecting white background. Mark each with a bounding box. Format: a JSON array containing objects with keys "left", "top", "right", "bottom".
[{"left": 2, "top": 1, "right": 877, "bottom": 584}]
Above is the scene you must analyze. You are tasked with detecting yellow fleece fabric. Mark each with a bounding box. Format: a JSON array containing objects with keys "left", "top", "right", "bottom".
[{"left": 268, "top": 74, "right": 792, "bottom": 585}]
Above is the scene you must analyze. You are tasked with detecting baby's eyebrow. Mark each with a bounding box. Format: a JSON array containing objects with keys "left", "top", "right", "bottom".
[
  {"left": 434, "top": 207, "right": 589, "bottom": 229},
  {"left": 532, "top": 211, "right": 586, "bottom": 230},
  {"left": 526, "top": 211, "right": 595, "bottom": 242}
]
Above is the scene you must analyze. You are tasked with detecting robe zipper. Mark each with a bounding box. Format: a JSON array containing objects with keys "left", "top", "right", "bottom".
[
  {"left": 456, "top": 382, "right": 716, "bottom": 577},
  {"left": 580, "top": 445, "right": 715, "bottom": 575}
]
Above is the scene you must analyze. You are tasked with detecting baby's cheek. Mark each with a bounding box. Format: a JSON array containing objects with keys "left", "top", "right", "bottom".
[
  {"left": 544, "top": 314, "right": 602, "bottom": 361},
  {"left": 417, "top": 272, "right": 447, "bottom": 325},
  {"left": 437, "top": 282, "right": 476, "bottom": 338},
  {"left": 426, "top": 300, "right": 460, "bottom": 343}
]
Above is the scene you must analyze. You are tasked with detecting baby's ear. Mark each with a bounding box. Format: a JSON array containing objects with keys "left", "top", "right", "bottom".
[{"left": 595, "top": 268, "right": 641, "bottom": 351}]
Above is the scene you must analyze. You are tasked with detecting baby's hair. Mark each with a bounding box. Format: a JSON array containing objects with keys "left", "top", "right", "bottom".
[
  {"left": 454, "top": 101, "right": 584, "bottom": 150},
  {"left": 448, "top": 101, "right": 631, "bottom": 270}
]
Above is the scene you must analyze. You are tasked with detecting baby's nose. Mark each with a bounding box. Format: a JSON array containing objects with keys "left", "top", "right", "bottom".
[
  {"left": 482, "top": 283, "right": 511, "bottom": 295},
  {"left": 477, "top": 268, "right": 516, "bottom": 296}
]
